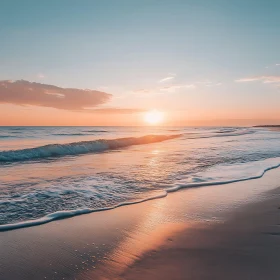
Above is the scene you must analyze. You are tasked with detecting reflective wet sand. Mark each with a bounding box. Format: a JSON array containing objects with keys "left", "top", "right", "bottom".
[{"left": 1, "top": 168, "right": 280, "bottom": 279}]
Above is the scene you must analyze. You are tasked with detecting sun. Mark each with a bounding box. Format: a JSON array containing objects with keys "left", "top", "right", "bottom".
[{"left": 144, "top": 110, "right": 164, "bottom": 125}]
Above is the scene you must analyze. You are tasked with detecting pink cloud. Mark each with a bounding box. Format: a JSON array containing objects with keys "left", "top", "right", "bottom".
[
  {"left": 236, "top": 76, "right": 280, "bottom": 83},
  {"left": 0, "top": 80, "right": 112, "bottom": 110}
]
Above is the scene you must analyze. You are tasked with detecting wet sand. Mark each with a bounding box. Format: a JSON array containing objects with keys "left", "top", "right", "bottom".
[
  {"left": 122, "top": 188, "right": 280, "bottom": 280},
  {"left": 1, "top": 168, "right": 280, "bottom": 280}
]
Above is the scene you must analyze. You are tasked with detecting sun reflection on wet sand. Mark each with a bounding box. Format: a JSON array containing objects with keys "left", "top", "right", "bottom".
[
  {"left": 77, "top": 198, "right": 188, "bottom": 280},
  {"left": 2, "top": 168, "right": 280, "bottom": 280}
]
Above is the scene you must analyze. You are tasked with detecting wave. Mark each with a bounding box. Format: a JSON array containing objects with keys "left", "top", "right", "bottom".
[
  {"left": 0, "top": 134, "right": 181, "bottom": 163},
  {"left": 84, "top": 130, "right": 108, "bottom": 133},
  {"left": 1, "top": 158, "right": 280, "bottom": 232},
  {"left": 52, "top": 133, "right": 88, "bottom": 136},
  {"left": 53, "top": 131, "right": 109, "bottom": 136},
  {"left": 8, "top": 127, "right": 24, "bottom": 130},
  {"left": 0, "top": 135, "right": 17, "bottom": 138},
  {"left": 216, "top": 128, "right": 238, "bottom": 133},
  {"left": 186, "top": 129, "right": 255, "bottom": 140}
]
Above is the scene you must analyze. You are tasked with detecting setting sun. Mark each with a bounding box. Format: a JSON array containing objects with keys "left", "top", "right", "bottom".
[{"left": 144, "top": 110, "right": 164, "bottom": 125}]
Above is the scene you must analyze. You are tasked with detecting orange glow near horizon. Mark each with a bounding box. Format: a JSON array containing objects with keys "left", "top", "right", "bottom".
[
  {"left": 1, "top": 104, "right": 280, "bottom": 127},
  {"left": 144, "top": 110, "right": 164, "bottom": 125}
]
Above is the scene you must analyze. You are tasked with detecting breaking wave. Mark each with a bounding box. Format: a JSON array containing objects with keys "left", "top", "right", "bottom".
[{"left": 0, "top": 134, "right": 181, "bottom": 163}]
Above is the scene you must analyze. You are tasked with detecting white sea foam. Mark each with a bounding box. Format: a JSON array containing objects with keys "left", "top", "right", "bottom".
[{"left": 1, "top": 157, "right": 280, "bottom": 232}]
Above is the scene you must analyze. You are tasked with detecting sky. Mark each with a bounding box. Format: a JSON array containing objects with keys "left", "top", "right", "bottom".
[{"left": 0, "top": 0, "right": 280, "bottom": 126}]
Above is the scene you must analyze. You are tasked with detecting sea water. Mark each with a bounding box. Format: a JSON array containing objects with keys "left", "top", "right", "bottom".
[{"left": 1, "top": 126, "right": 280, "bottom": 230}]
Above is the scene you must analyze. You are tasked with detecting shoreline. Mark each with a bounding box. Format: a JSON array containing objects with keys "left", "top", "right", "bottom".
[
  {"left": 2, "top": 156, "right": 280, "bottom": 232},
  {"left": 1, "top": 167, "right": 280, "bottom": 279}
]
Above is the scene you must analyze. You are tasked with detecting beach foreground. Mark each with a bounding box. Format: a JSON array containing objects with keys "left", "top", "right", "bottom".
[{"left": 1, "top": 168, "right": 280, "bottom": 280}]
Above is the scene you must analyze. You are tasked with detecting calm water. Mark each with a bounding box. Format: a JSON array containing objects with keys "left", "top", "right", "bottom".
[{"left": 1, "top": 126, "right": 280, "bottom": 230}]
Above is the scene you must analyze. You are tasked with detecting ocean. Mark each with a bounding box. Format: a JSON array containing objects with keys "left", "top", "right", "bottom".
[{"left": 1, "top": 126, "right": 280, "bottom": 231}]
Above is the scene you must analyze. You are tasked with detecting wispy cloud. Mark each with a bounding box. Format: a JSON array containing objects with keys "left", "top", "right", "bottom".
[
  {"left": 132, "top": 83, "right": 195, "bottom": 95},
  {"left": 236, "top": 77, "right": 260, "bottom": 82},
  {"left": 0, "top": 80, "right": 112, "bottom": 110},
  {"left": 160, "top": 84, "right": 196, "bottom": 92},
  {"left": 158, "top": 73, "right": 176, "bottom": 83},
  {"left": 132, "top": 77, "right": 222, "bottom": 95},
  {"left": 236, "top": 76, "right": 280, "bottom": 83},
  {"left": 84, "top": 108, "right": 145, "bottom": 114},
  {"left": 194, "top": 80, "right": 222, "bottom": 87},
  {"left": 158, "top": 76, "right": 175, "bottom": 83},
  {"left": 37, "top": 73, "right": 45, "bottom": 79}
]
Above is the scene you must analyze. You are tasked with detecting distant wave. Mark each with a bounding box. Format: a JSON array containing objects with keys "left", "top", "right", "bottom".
[
  {"left": 216, "top": 128, "right": 237, "bottom": 133},
  {"left": 0, "top": 135, "right": 17, "bottom": 138},
  {"left": 186, "top": 129, "right": 255, "bottom": 140},
  {"left": 9, "top": 127, "right": 24, "bottom": 130},
  {"left": 0, "top": 134, "right": 181, "bottom": 163},
  {"left": 210, "top": 130, "right": 255, "bottom": 138},
  {"left": 84, "top": 130, "right": 108, "bottom": 133},
  {"left": 53, "top": 133, "right": 88, "bottom": 136},
  {"left": 53, "top": 130, "right": 108, "bottom": 136},
  {"left": 1, "top": 157, "right": 280, "bottom": 232}
]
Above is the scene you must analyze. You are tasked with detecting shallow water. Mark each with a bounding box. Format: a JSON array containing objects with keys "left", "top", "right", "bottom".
[{"left": 1, "top": 126, "right": 280, "bottom": 230}]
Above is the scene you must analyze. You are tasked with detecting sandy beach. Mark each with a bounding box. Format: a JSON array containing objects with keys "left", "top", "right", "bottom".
[
  {"left": 1, "top": 0, "right": 280, "bottom": 278},
  {"left": 1, "top": 167, "right": 280, "bottom": 280}
]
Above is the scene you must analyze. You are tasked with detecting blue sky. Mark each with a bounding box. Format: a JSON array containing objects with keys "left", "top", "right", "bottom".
[{"left": 0, "top": 0, "right": 280, "bottom": 125}]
